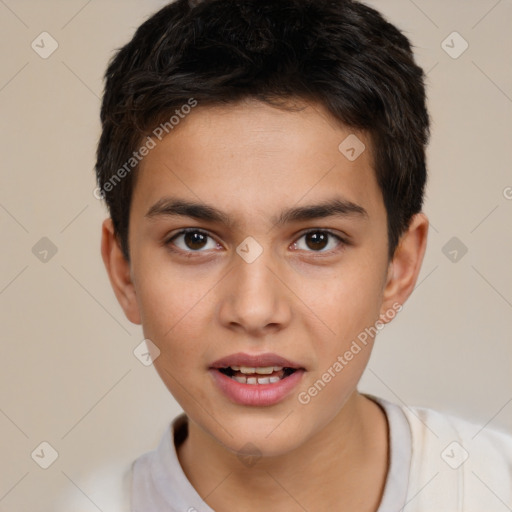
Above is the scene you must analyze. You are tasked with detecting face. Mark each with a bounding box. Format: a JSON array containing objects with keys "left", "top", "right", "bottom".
[{"left": 104, "top": 99, "right": 426, "bottom": 457}]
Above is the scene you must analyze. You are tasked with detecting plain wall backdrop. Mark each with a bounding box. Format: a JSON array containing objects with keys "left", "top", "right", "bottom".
[{"left": 1, "top": 0, "right": 511, "bottom": 510}]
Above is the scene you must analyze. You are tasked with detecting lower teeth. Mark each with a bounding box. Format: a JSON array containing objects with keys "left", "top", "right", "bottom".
[
  {"left": 217, "top": 367, "right": 296, "bottom": 385},
  {"left": 232, "top": 375, "right": 281, "bottom": 385}
]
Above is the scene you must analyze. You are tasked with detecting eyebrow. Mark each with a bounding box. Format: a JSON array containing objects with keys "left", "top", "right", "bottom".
[{"left": 145, "top": 196, "right": 368, "bottom": 227}]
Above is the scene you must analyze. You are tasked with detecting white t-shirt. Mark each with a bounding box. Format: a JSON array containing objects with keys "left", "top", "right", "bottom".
[{"left": 56, "top": 397, "right": 512, "bottom": 511}]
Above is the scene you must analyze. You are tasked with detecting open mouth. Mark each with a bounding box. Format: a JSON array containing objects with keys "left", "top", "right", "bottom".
[
  {"left": 217, "top": 366, "right": 297, "bottom": 385},
  {"left": 210, "top": 356, "right": 305, "bottom": 405}
]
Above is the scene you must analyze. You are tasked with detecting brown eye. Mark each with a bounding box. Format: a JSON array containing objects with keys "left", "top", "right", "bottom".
[
  {"left": 183, "top": 231, "right": 208, "bottom": 250},
  {"left": 167, "top": 229, "right": 218, "bottom": 252},
  {"left": 305, "top": 232, "right": 328, "bottom": 250},
  {"left": 293, "top": 230, "right": 344, "bottom": 252}
]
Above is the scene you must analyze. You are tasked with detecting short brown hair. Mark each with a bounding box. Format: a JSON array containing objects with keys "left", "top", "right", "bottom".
[{"left": 96, "top": 0, "right": 430, "bottom": 261}]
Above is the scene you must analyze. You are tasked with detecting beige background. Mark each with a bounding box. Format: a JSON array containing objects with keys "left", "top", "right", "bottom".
[{"left": 1, "top": 0, "right": 511, "bottom": 510}]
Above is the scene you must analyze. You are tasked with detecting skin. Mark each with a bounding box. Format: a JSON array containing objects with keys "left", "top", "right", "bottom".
[{"left": 101, "top": 98, "right": 428, "bottom": 511}]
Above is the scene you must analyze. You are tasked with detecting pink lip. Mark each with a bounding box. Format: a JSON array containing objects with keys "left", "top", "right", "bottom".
[
  {"left": 209, "top": 352, "right": 304, "bottom": 370},
  {"left": 209, "top": 367, "right": 305, "bottom": 407}
]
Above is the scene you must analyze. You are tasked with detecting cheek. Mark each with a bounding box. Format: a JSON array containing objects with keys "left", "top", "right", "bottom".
[
  {"left": 143, "top": 284, "right": 213, "bottom": 408},
  {"left": 133, "top": 264, "right": 216, "bottom": 370},
  {"left": 134, "top": 250, "right": 209, "bottom": 329},
  {"left": 300, "top": 261, "right": 384, "bottom": 351}
]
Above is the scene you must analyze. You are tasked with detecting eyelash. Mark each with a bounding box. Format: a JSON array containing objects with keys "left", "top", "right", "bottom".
[{"left": 164, "top": 228, "right": 348, "bottom": 256}]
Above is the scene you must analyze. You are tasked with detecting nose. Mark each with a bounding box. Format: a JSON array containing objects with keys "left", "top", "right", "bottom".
[{"left": 216, "top": 249, "right": 292, "bottom": 338}]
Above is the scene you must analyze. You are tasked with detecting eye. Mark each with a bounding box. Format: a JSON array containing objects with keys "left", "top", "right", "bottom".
[
  {"left": 166, "top": 229, "right": 220, "bottom": 252},
  {"left": 292, "top": 230, "right": 345, "bottom": 253}
]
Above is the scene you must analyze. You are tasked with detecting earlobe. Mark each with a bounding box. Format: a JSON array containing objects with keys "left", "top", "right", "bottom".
[
  {"left": 100, "top": 218, "right": 142, "bottom": 325},
  {"left": 379, "top": 213, "right": 429, "bottom": 322}
]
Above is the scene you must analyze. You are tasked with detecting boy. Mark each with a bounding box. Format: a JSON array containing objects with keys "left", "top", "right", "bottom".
[{"left": 95, "top": 0, "right": 512, "bottom": 510}]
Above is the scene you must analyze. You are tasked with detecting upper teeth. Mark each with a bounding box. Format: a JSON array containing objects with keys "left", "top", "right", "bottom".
[{"left": 231, "top": 366, "right": 283, "bottom": 374}]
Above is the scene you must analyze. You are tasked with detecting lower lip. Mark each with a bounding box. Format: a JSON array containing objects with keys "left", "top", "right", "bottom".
[{"left": 209, "top": 369, "right": 305, "bottom": 407}]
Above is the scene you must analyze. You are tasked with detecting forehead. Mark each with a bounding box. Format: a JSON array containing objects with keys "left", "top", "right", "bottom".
[{"left": 133, "top": 99, "right": 384, "bottom": 227}]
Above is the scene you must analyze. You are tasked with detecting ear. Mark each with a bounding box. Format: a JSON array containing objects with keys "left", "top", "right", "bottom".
[
  {"left": 100, "top": 218, "right": 141, "bottom": 325},
  {"left": 379, "top": 213, "right": 429, "bottom": 323}
]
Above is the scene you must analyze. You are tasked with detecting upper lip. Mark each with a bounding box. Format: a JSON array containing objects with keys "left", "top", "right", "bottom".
[{"left": 210, "top": 352, "right": 304, "bottom": 370}]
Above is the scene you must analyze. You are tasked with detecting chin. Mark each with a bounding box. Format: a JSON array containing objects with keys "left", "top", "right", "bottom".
[{"left": 212, "top": 415, "right": 310, "bottom": 459}]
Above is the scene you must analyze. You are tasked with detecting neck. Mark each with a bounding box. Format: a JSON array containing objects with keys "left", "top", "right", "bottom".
[{"left": 177, "top": 392, "right": 389, "bottom": 512}]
